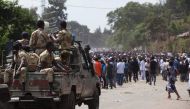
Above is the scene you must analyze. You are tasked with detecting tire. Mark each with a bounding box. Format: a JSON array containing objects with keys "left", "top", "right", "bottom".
[
  {"left": 59, "top": 91, "right": 76, "bottom": 109},
  {"left": 0, "top": 102, "right": 14, "bottom": 109},
  {"left": 0, "top": 101, "right": 6, "bottom": 109},
  {"left": 88, "top": 88, "right": 99, "bottom": 109}
]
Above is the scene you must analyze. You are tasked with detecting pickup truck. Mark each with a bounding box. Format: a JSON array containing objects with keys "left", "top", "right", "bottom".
[{"left": 0, "top": 42, "right": 101, "bottom": 109}]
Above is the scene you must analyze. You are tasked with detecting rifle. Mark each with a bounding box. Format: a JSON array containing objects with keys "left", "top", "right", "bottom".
[
  {"left": 12, "top": 63, "right": 17, "bottom": 86},
  {"left": 74, "top": 41, "right": 89, "bottom": 69},
  {"left": 74, "top": 41, "right": 96, "bottom": 75}
]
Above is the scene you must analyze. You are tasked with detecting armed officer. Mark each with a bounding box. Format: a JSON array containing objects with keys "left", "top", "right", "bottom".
[
  {"left": 50, "top": 21, "right": 72, "bottom": 64},
  {"left": 29, "top": 20, "right": 51, "bottom": 55},
  {"left": 4, "top": 42, "right": 29, "bottom": 93},
  {"left": 17, "top": 32, "right": 29, "bottom": 47},
  {"left": 39, "top": 42, "right": 66, "bottom": 94},
  {"left": 51, "top": 20, "right": 72, "bottom": 50}
]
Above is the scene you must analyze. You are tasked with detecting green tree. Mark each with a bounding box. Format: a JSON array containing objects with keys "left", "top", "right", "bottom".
[
  {"left": 0, "top": 0, "right": 38, "bottom": 57},
  {"left": 106, "top": 0, "right": 190, "bottom": 51},
  {"left": 43, "top": 0, "right": 67, "bottom": 32}
]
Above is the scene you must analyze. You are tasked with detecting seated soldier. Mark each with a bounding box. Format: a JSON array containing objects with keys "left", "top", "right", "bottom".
[
  {"left": 60, "top": 50, "right": 71, "bottom": 66},
  {"left": 39, "top": 42, "right": 66, "bottom": 94},
  {"left": 17, "top": 32, "right": 29, "bottom": 47},
  {"left": 27, "top": 52, "right": 39, "bottom": 72},
  {"left": 4, "top": 42, "right": 29, "bottom": 93}
]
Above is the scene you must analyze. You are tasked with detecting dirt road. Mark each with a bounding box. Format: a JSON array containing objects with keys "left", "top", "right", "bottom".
[{"left": 77, "top": 76, "right": 190, "bottom": 109}]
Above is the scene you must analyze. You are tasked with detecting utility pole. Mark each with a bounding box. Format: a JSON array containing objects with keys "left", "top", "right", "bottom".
[{"left": 41, "top": 0, "right": 45, "bottom": 16}]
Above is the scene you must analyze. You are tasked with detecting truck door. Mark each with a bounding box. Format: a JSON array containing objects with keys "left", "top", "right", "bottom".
[
  {"left": 80, "top": 67, "right": 94, "bottom": 97},
  {"left": 79, "top": 54, "right": 95, "bottom": 97}
]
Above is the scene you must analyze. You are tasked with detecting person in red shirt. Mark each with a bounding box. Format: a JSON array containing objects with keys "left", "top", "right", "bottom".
[{"left": 93, "top": 57, "right": 102, "bottom": 78}]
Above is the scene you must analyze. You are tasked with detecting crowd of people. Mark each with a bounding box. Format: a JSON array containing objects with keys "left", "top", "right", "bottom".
[
  {"left": 1, "top": 19, "right": 190, "bottom": 99},
  {"left": 92, "top": 51, "right": 190, "bottom": 99}
]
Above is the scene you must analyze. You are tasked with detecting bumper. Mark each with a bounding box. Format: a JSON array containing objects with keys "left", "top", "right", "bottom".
[{"left": 9, "top": 97, "right": 61, "bottom": 109}]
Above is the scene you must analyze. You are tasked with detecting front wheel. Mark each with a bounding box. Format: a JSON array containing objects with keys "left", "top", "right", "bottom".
[
  {"left": 0, "top": 102, "right": 14, "bottom": 109},
  {"left": 59, "top": 91, "right": 76, "bottom": 109},
  {"left": 0, "top": 101, "right": 6, "bottom": 109},
  {"left": 88, "top": 88, "right": 99, "bottom": 109}
]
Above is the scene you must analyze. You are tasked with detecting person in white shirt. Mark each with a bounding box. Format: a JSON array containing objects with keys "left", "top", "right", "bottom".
[
  {"left": 159, "top": 58, "right": 164, "bottom": 74},
  {"left": 145, "top": 59, "right": 150, "bottom": 83},
  {"left": 117, "top": 59, "right": 125, "bottom": 86},
  {"left": 162, "top": 59, "right": 169, "bottom": 81},
  {"left": 140, "top": 58, "right": 146, "bottom": 80}
]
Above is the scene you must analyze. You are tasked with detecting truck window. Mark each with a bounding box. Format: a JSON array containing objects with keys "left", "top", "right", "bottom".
[{"left": 70, "top": 49, "right": 81, "bottom": 72}]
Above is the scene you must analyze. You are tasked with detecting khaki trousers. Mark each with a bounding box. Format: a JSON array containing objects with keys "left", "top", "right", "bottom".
[
  {"left": 40, "top": 68, "right": 54, "bottom": 82},
  {"left": 4, "top": 67, "right": 27, "bottom": 83}
]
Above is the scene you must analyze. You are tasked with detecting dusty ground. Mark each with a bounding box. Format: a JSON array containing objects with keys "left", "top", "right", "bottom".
[{"left": 77, "top": 76, "right": 190, "bottom": 109}]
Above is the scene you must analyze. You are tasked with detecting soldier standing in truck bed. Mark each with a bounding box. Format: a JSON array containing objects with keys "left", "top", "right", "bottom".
[
  {"left": 50, "top": 20, "right": 72, "bottom": 64},
  {"left": 51, "top": 20, "right": 72, "bottom": 50},
  {"left": 29, "top": 20, "right": 51, "bottom": 55}
]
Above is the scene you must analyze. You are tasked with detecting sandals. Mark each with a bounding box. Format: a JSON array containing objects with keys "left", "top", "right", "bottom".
[
  {"left": 176, "top": 96, "right": 181, "bottom": 100},
  {"left": 168, "top": 95, "right": 171, "bottom": 99}
]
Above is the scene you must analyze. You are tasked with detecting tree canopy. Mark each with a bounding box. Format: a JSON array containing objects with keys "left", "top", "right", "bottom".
[
  {"left": 42, "top": 0, "right": 67, "bottom": 32},
  {"left": 107, "top": 0, "right": 190, "bottom": 52},
  {"left": 0, "top": 0, "right": 38, "bottom": 55}
]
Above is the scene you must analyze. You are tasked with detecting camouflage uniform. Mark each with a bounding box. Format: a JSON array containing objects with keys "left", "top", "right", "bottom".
[
  {"left": 4, "top": 50, "right": 28, "bottom": 83},
  {"left": 17, "top": 39, "right": 29, "bottom": 47},
  {"left": 57, "top": 29, "right": 72, "bottom": 50},
  {"left": 39, "top": 50, "right": 54, "bottom": 82},
  {"left": 56, "top": 29, "right": 72, "bottom": 64},
  {"left": 27, "top": 53, "right": 39, "bottom": 72},
  {"left": 29, "top": 29, "right": 50, "bottom": 55}
]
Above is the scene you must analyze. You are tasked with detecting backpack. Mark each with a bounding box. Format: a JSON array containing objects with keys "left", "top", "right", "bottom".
[{"left": 27, "top": 53, "right": 39, "bottom": 72}]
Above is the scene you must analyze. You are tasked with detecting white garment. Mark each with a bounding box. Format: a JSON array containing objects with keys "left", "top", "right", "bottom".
[
  {"left": 163, "top": 62, "right": 169, "bottom": 71},
  {"left": 141, "top": 70, "right": 146, "bottom": 80},
  {"left": 188, "top": 65, "right": 190, "bottom": 89},
  {"left": 187, "top": 58, "right": 190, "bottom": 64},
  {"left": 188, "top": 73, "right": 190, "bottom": 88},
  {"left": 140, "top": 60, "right": 146, "bottom": 80},
  {"left": 160, "top": 59, "right": 163, "bottom": 65},
  {"left": 140, "top": 60, "right": 145, "bottom": 71},
  {"left": 117, "top": 62, "right": 125, "bottom": 74}
]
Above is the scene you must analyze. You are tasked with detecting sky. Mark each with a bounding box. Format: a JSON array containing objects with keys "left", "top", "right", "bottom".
[{"left": 18, "top": 0, "right": 159, "bottom": 32}]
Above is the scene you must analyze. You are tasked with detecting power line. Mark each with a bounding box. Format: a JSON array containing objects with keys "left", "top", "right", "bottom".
[{"left": 66, "top": 4, "right": 116, "bottom": 10}]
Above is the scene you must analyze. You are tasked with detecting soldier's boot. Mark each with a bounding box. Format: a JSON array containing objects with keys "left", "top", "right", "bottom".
[{"left": 49, "top": 82, "right": 56, "bottom": 95}]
